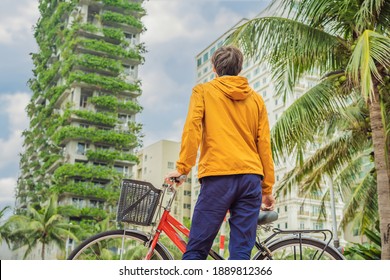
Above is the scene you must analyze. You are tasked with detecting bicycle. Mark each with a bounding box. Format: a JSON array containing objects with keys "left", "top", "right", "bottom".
[{"left": 68, "top": 178, "right": 344, "bottom": 260}]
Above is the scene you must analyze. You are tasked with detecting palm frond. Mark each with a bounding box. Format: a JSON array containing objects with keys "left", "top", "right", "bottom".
[
  {"left": 271, "top": 77, "right": 349, "bottom": 161},
  {"left": 340, "top": 169, "right": 378, "bottom": 231},
  {"left": 355, "top": 0, "right": 387, "bottom": 33},
  {"left": 275, "top": 129, "right": 367, "bottom": 198},
  {"left": 228, "top": 16, "right": 345, "bottom": 97},
  {"left": 347, "top": 30, "right": 390, "bottom": 102}
]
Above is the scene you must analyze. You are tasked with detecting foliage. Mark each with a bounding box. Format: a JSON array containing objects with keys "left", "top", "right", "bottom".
[
  {"left": 98, "top": 0, "right": 145, "bottom": 13},
  {"left": 51, "top": 182, "right": 119, "bottom": 201},
  {"left": 63, "top": 53, "right": 123, "bottom": 75},
  {"left": 344, "top": 227, "right": 382, "bottom": 260},
  {"left": 58, "top": 205, "right": 108, "bottom": 221},
  {"left": 69, "top": 71, "right": 141, "bottom": 93},
  {"left": 86, "top": 149, "right": 139, "bottom": 164},
  {"left": 3, "top": 195, "right": 78, "bottom": 259},
  {"left": 71, "top": 109, "right": 118, "bottom": 127},
  {"left": 52, "top": 125, "right": 138, "bottom": 147},
  {"left": 0, "top": 206, "right": 11, "bottom": 246},
  {"left": 53, "top": 163, "right": 119, "bottom": 184},
  {"left": 74, "top": 38, "right": 142, "bottom": 60},
  {"left": 89, "top": 95, "right": 143, "bottom": 113},
  {"left": 101, "top": 11, "right": 143, "bottom": 29}
]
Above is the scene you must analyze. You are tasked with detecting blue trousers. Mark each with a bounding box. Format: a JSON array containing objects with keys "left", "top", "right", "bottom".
[{"left": 182, "top": 174, "right": 262, "bottom": 260}]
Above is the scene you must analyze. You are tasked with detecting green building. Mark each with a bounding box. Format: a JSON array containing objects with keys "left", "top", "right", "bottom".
[{"left": 15, "top": 0, "right": 145, "bottom": 244}]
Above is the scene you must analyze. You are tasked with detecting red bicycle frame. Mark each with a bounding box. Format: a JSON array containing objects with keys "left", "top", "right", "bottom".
[
  {"left": 145, "top": 208, "right": 190, "bottom": 259},
  {"left": 145, "top": 185, "right": 190, "bottom": 260}
]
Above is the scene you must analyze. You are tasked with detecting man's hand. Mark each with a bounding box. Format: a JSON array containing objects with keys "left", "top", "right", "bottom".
[
  {"left": 164, "top": 170, "right": 185, "bottom": 186},
  {"left": 261, "top": 194, "right": 276, "bottom": 211}
]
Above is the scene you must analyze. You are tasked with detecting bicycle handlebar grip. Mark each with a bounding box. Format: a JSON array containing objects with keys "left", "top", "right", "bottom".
[{"left": 172, "top": 175, "right": 187, "bottom": 183}]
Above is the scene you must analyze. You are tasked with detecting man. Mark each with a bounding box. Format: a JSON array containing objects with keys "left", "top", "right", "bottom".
[{"left": 165, "top": 46, "right": 275, "bottom": 260}]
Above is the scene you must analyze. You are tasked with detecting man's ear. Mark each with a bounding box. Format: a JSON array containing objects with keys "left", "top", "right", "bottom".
[{"left": 212, "top": 66, "right": 218, "bottom": 77}]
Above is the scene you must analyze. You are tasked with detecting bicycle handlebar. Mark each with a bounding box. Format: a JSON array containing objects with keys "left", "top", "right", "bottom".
[{"left": 163, "top": 175, "right": 187, "bottom": 186}]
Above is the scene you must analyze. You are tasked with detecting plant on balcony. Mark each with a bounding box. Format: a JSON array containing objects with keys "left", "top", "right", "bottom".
[
  {"left": 101, "top": 11, "right": 143, "bottom": 30},
  {"left": 52, "top": 126, "right": 138, "bottom": 147},
  {"left": 53, "top": 163, "right": 119, "bottom": 184}
]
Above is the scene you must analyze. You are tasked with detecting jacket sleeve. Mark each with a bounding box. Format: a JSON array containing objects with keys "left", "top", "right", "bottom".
[
  {"left": 257, "top": 99, "right": 275, "bottom": 195},
  {"left": 176, "top": 85, "right": 204, "bottom": 175}
]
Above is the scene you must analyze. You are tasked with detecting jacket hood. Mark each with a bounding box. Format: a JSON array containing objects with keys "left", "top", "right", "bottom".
[{"left": 212, "top": 76, "right": 252, "bottom": 101}]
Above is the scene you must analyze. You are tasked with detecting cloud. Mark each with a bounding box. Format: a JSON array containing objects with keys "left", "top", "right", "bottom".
[
  {"left": 0, "top": 178, "right": 16, "bottom": 204},
  {"left": 138, "top": 1, "right": 250, "bottom": 147},
  {"left": 0, "top": 93, "right": 30, "bottom": 171},
  {"left": 0, "top": 0, "right": 39, "bottom": 45}
]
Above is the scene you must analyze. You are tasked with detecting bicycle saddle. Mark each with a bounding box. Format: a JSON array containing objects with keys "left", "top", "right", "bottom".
[{"left": 257, "top": 211, "right": 278, "bottom": 225}]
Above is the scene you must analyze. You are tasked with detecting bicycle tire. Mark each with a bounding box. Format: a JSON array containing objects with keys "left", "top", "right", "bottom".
[
  {"left": 253, "top": 237, "right": 344, "bottom": 260},
  {"left": 67, "top": 229, "right": 172, "bottom": 260}
]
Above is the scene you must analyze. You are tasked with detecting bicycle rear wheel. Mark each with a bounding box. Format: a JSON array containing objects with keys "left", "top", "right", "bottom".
[
  {"left": 68, "top": 229, "right": 171, "bottom": 260},
  {"left": 254, "top": 237, "right": 344, "bottom": 260}
]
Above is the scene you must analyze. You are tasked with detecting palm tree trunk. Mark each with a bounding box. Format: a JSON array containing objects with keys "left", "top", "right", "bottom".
[
  {"left": 41, "top": 242, "right": 45, "bottom": 260},
  {"left": 368, "top": 89, "right": 390, "bottom": 260}
]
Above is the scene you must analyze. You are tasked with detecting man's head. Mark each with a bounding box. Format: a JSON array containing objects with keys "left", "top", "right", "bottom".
[{"left": 211, "top": 46, "right": 243, "bottom": 77}]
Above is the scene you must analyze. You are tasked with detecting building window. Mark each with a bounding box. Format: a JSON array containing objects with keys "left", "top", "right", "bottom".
[
  {"left": 72, "top": 198, "right": 84, "bottom": 208},
  {"left": 254, "top": 81, "right": 260, "bottom": 89},
  {"left": 80, "top": 94, "right": 88, "bottom": 108},
  {"left": 312, "top": 206, "right": 321, "bottom": 215},
  {"left": 314, "top": 222, "right": 323, "bottom": 230},
  {"left": 118, "top": 114, "right": 130, "bottom": 123},
  {"left": 95, "top": 145, "right": 109, "bottom": 150},
  {"left": 77, "top": 142, "right": 89, "bottom": 155},
  {"left": 123, "top": 65, "right": 136, "bottom": 76},
  {"left": 124, "top": 33, "right": 136, "bottom": 46},
  {"left": 300, "top": 222, "right": 305, "bottom": 229},
  {"left": 197, "top": 58, "right": 202, "bottom": 67},
  {"left": 167, "top": 161, "right": 174, "bottom": 169},
  {"left": 203, "top": 52, "right": 209, "bottom": 62},
  {"left": 284, "top": 205, "right": 288, "bottom": 212},
  {"left": 114, "top": 165, "right": 129, "bottom": 176}
]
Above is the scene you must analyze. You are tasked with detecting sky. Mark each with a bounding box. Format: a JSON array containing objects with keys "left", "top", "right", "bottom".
[{"left": 0, "top": 0, "right": 271, "bottom": 219}]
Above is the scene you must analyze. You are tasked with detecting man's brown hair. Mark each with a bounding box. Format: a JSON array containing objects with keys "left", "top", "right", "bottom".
[{"left": 211, "top": 46, "right": 243, "bottom": 76}]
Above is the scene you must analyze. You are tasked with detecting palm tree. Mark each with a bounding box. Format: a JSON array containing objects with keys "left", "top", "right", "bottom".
[
  {"left": 5, "top": 195, "right": 77, "bottom": 259},
  {"left": 344, "top": 227, "right": 382, "bottom": 259},
  {"left": 229, "top": 0, "right": 390, "bottom": 259},
  {"left": 0, "top": 206, "right": 11, "bottom": 246}
]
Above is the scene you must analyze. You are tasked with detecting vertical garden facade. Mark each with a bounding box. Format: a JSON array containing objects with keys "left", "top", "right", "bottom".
[{"left": 16, "top": 0, "right": 145, "bottom": 227}]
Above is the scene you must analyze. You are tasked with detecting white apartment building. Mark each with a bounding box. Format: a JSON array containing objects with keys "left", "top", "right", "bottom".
[{"left": 134, "top": 140, "right": 192, "bottom": 222}]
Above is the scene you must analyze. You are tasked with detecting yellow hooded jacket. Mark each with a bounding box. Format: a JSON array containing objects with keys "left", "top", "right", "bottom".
[{"left": 176, "top": 76, "right": 275, "bottom": 195}]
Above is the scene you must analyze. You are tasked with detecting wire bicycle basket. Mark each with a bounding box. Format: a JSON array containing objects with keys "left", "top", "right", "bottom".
[{"left": 117, "top": 179, "right": 162, "bottom": 226}]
